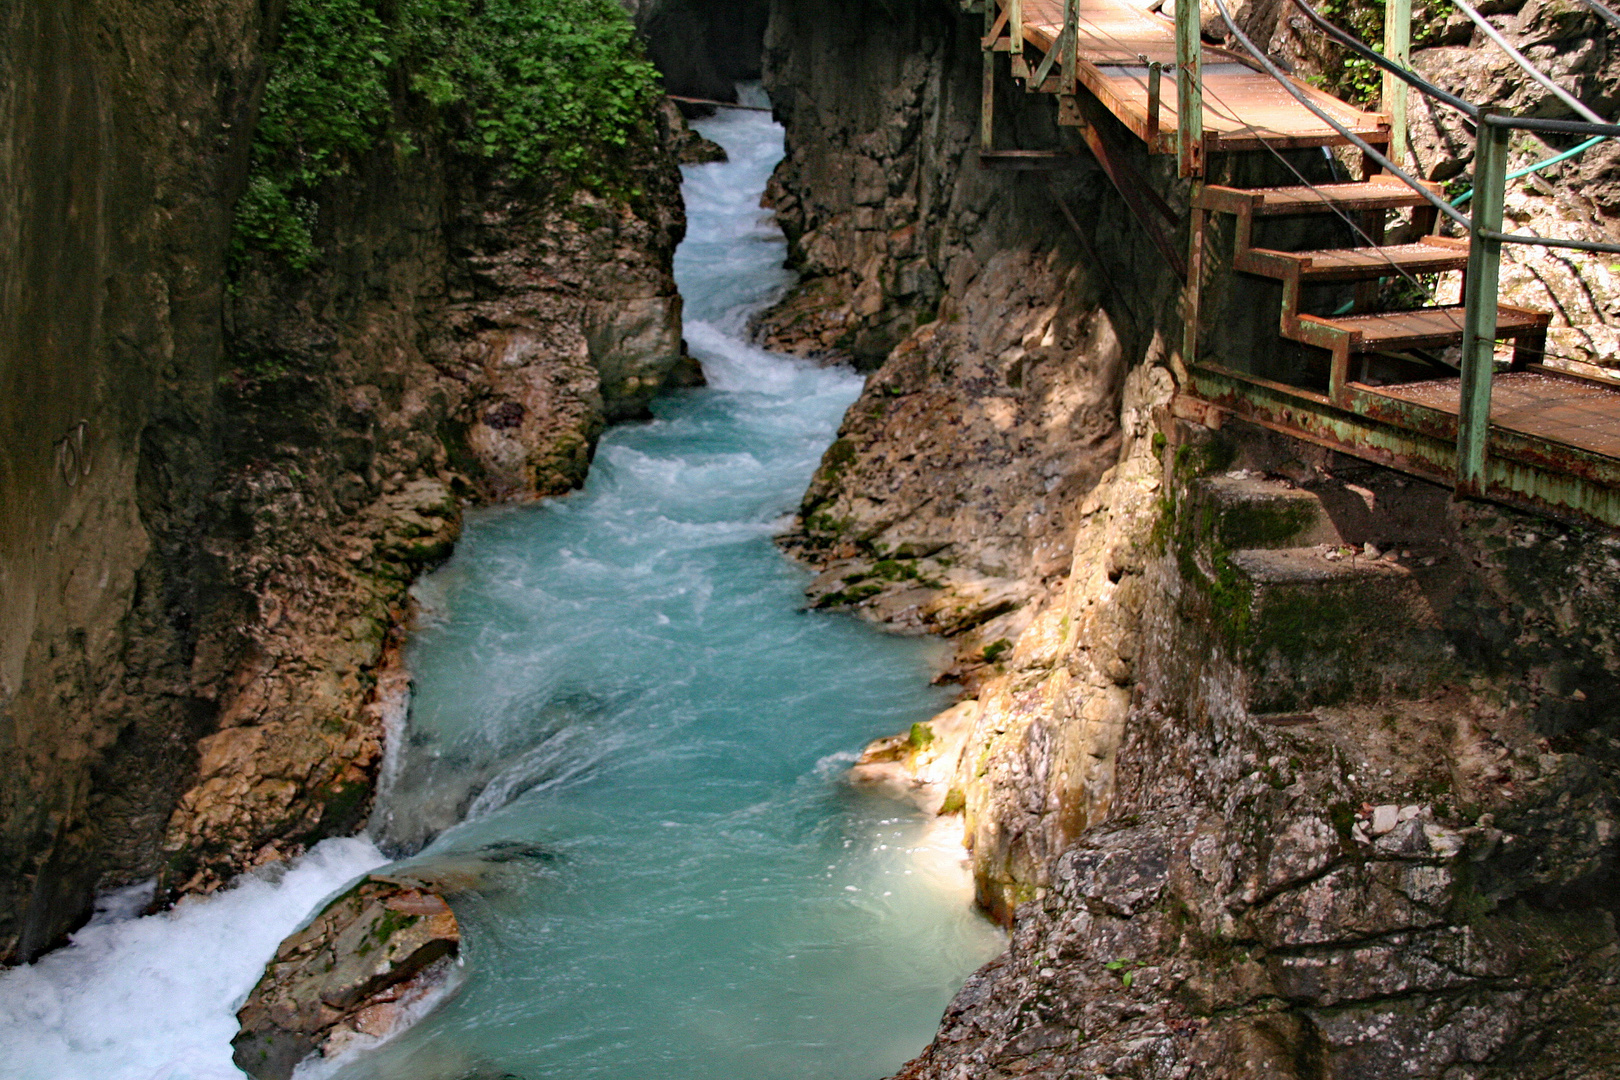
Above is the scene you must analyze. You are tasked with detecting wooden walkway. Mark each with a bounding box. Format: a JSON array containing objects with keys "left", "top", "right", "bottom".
[
  {"left": 1005, "top": 0, "right": 1389, "bottom": 152},
  {"left": 1377, "top": 370, "right": 1620, "bottom": 461},
  {"left": 978, "top": 0, "right": 1620, "bottom": 527}
]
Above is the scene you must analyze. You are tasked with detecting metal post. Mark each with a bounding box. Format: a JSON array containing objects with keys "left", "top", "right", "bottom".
[
  {"left": 1175, "top": 0, "right": 1203, "bottom": 177},
  {"left": 1033, "top": 0, "right": 1077, "bottom": 88},
  {"left": 1010, "top": 0, "right": 1023, "bottom": 56},
  {"left": 1147, "top": 61, "right": 1163, "bottom": 142},
  {"left": 1456, "top": 116, "right": 1508, "bottom": 496},
  {"left": 1383, "top": 0, "right": 1411, "bottom": 168},
  {"left": 1062, "top": 0, "right": 1079, "bottom": 85},
  {"left": 983, "top": 2, "right": 996, "bottom": 151}
]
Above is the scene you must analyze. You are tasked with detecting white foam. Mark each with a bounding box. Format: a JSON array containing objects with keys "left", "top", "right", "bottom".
[{"left": 0, "top": 838, "right": 386, "bottom": 1080}]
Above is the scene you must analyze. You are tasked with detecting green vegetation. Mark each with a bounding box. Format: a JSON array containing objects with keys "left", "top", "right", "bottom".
[
  {"left": 1103, "top": 958, "right": 1144, "bottom": 988},
  {"left": 235, "top": 0, "right": 662, "bottom": 270},
  {"left": 1306, "top": 0, "right": 1390, "bottom": 106},
  {"left": 907, "top": 722, "right": 936, "bottom": 750},
  {"left": 981, "top": 637, "right": 1013, "bottom": 663}
]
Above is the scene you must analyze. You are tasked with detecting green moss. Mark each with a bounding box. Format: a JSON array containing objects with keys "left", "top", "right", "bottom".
[
  {"left": 907, "top": 722, "right": 936, "bottom": 749},
  {"left": 815, "top": 583, "right": 882, "bottom": 608},
  {"left": 981, "top": 637, "right": 1013, "bottom": 663},
  {"left": 820, "top": 438, "right": 858, "bottom": 482},
  {"left": 939, "top": 787, "right": 967, "bottom": 814},
  {"left": 314, "top": 779, "right": 372, "bottom": 837},
  {"left": 1212, "top": 499, "right": 1317, "bottom": 551}
]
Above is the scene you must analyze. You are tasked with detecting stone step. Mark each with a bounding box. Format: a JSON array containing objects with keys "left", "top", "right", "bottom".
[
  {"left": 1228, "top": 546, "right": 1451, "bottom": 712},
  {"left": 1189, "top": 473, "right": 1345, "bottom": 551}
]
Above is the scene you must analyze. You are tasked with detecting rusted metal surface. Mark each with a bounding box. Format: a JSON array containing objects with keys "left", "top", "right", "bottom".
[
  {"left": 1064, "top": 94, "right": 1187, "bottom": 279},
  {"left": 1324, "top": 305, "right": 1547, "bottom": 350},
  {"left": 1379, "top": 370, "right": 1620, "bottom": 460},
  {"left": 1185, "top": 363, "right": 1620, "bottom": 528}
]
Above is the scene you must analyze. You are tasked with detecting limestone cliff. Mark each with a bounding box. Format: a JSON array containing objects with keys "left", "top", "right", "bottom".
[
  {"left": 762, "top": 0, "right": 1620, "bottom": 1073},
  {"left": 0, "top": 0, "right": 277, "bottom": 965},
  {"left": 0, "top": 0, "right": 689, "bottom": 960}
]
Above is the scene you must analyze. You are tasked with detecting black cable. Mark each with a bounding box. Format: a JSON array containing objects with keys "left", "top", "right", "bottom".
[
  {"left": 1211, "top": 0, "right": 1473, "bottom": 229},
  {"left": 1287, "top": 0, "right": 1479, "bottom": 119}
]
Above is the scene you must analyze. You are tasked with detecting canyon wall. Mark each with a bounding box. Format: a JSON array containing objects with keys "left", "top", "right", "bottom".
[
  {"left": 0, "top": 0, "right": 276, "bottom": 964},
  {"left": 763, "top": 0, "right": 1620, "bottom": 1073},
  {"left": 0, "top": 1, "right": 688, "bottom": 961},
  {"left": 631, "top": 0, "right": 772, "bottom": 103}
]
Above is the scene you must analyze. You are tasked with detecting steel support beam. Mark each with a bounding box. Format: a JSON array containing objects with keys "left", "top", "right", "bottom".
[
  {"left": 1456, "top": 116, "right": 1508, "bottom": 495},
  {"left": 1175, "top": 0, "right": 1204, "bottom": 176},
  {"left": 1383, "top": 0, "right": 1411, "bottom": 168}
]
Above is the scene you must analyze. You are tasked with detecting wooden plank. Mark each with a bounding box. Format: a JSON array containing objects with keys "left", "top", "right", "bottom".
[
  {"left": 1324, "top": 305, "right": 1546, "bottom": 350},
  {"left": 988, "top": 0, "right": 1391, "bottom": 149},
  {"left": 1376, "top": 371, "right": 1620, "bottom": 460},
  {"left": 1199, "top": 177, "right": 1440, "bottom": 215},
  {"left": 1252, "top": 239, "right": 1469, "bottom": 281}
]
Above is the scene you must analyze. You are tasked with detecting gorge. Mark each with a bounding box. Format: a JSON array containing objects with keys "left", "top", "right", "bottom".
[{"left": 5, "top": 0, "right": 1620, "bottom": 1077}]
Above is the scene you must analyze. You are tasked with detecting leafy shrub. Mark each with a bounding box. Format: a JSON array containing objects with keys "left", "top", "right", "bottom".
[{"left": 234, "top": 0, "right": 663, "bottom": 271}]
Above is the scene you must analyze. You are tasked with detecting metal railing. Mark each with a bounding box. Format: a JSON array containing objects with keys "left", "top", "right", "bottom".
[{"left": 1198, "top": 0, "right": 1620, "bottom": 495}]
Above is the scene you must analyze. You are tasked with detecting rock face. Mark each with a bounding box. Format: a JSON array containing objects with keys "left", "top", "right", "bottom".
[
  {"left": 232, "top": 876, "right": 462, "bottom": 1080},
  {"left": 761, "top": 0, "right": 1620, "bottom": 1073},
  {"left": 630, "top": 0, "right": 772, "bottom": 103},
  {"left": 157, "top": 95, "right": 693, "bottom": 896},
  {"left": 889, "top": 420, "right": 1620, "bottom": 1079},
  {"left": 762, "top": 0, "right": 1326, "bottom": 684},
  {"left": 0, "top": 0, "right": 275, "bottom": 965},
  {"left": 0, "top": 0, "right": 691, "bottom": 960}
]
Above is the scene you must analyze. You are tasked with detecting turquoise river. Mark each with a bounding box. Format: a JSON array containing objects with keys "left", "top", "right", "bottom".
[{"left": 0, "top": 88, "right": 1005, "bottom": 1080}]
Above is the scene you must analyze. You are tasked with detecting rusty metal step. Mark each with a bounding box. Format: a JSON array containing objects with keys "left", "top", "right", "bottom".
[
  {"left": 1240, "top": 237, "right": 1470, "bottom": 282},
  {"left": 1199, "top": 175, "right": 1444, "bottom": 218},
  {"left": 1295, "top": 305, "right": 1551, "bottom": 353}
]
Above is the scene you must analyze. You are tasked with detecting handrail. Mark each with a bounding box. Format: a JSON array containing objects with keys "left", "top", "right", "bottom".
[
  {"left": 1584, "top": 0, "right": 1620, "bottom": 33},
  {"left": 1479, "top": 228, "right": 1620, "bottom": 255},
  {"left": 1210, "top": 0, "right": 1473, "bottom": 228},
  {"left": 1287, "top": 0, "right": 1477, "bottom": 118},
  {"left": 1453, "top": 0, "right": 1608, "bottom": 125},
  {"left": 1483, "top": 112, "right": 1620, "bottom": 138}
]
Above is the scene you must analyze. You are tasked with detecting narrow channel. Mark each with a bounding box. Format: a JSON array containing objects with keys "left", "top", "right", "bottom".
[{"left": 0, "top": 90, "right": 1003, "bottom": 1080}]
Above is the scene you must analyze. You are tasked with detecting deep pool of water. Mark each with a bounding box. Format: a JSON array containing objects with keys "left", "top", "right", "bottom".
[{"left": 0, "top": 88, "right": 1004, "bottom": 1080}]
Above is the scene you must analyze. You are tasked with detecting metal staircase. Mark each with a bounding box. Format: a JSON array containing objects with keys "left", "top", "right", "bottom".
[
  {"left": 967, "top": 0, "right": 1620, "bottom": 527},
  {"left": 1194, "top": 176, "right": 1551, "bottom": 407}
]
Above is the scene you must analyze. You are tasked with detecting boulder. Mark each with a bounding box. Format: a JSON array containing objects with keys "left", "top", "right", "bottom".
[{"left": 232, "top": 875, "right": 462, "bottom": 1080}]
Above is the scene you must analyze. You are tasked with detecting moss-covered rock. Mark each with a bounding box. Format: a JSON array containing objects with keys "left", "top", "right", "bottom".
[{"left": 232, "top": 876, "right": 461, "bottom": 1080}]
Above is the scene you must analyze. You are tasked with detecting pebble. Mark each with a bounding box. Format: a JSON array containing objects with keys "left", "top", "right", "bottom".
[{"left": 1370, "top": 804, "right": 1400, "bottom": 835}]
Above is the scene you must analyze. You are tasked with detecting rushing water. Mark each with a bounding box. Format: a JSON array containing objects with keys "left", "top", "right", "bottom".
[{"left": 0, "top": 89, "right": 1003, "bottom": 1080}]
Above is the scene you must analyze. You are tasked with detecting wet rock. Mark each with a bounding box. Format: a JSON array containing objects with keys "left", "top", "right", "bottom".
[
  {"left": 232, "top": 876, "right": 462, "bottom": 1080},
  {"left": 849, "top": 699, "right": 980, "bottom": 814}
]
